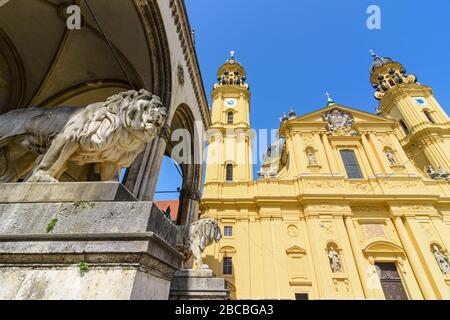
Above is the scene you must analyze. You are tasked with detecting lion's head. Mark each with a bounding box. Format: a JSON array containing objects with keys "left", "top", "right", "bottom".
[{"left": 105, "top": 89, "right": 167, "bottom": 140}]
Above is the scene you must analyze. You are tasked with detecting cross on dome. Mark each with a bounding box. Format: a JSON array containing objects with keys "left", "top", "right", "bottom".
[{"left": 325, "top": 91, "right": 335, "bottom": 106}]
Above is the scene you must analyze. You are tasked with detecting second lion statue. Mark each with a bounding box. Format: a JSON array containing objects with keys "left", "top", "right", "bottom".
[
  {"left": 178, "top": 218, "right": 222, "bottom": 269},
  {"left": 0, "top": 89, "right": 167, "bottom": 182}
]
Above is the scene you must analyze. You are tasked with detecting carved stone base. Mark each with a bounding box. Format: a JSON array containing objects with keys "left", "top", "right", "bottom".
[
  {"left": 0, "top": 182, "right": 182, "bottom": 300},
  {"left": 169, "top": 268, "right": 229, "bottom": 300},
  {"left": 0, "top": 182, "right": 137, "bottom": 203}
]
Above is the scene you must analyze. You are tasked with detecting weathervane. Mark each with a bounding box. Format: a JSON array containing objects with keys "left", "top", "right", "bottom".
[{"left": 230, "top": 50, "right": 235, "bottom": 59}]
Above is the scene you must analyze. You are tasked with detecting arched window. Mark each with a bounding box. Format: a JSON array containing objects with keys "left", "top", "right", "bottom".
[
  {"left": 399, "top": 120, "right": 410, "bottom": 135},
  {"left": 424, "top": 110, "right": 435, "bottom": 124},
  {"left": 340, "top": 149, "right": 363, "bottom": 179},
  {"left": 227, "top": 112, "right": 234, "bottom": 124},
  {"left": 226, "top": 164, "right": 233, "bottom": 181}
]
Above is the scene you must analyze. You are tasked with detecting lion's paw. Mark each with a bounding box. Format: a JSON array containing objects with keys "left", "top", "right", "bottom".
[
  {"left": 199, "top": 264, "right": 210, "bottom": 270},
  {"left": 27, "top": 171, "right": 59, "bottom": 183}
]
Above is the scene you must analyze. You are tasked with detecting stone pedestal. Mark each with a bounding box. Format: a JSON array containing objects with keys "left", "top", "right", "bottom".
[
  {"left": 169, "top": 269, "right": 229, "bottom": 300},
  {"left": 0, "top": 182, "right": 182, "bottom": 300}
]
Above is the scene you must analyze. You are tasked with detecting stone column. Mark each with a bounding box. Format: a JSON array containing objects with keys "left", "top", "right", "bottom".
[
  {"left": 343, "top": 215, "right": 373, "bottom": 299},
  {"left": 313, "top": 132, "right": 330, "bottom": 174},
  {"left": 321, "top": 133, "right": 339, "bottom": 175},
  {"left": 392, "top": 216, "right": 437, "bottom": 299},
  {"left": 124, "top": 124, "right": 170, "bottom": 201},
  {"left": 362, "top": 133, "right": 383, "bottom": 176},
  {"left": 303, "top": 212, "right": 325, "bottom": 296},
  {"left": 423, "top": 138, "right": 450, "bottom": 171},
  {"left": 291, "top": 133, "right": 307, "bottom": 176}
]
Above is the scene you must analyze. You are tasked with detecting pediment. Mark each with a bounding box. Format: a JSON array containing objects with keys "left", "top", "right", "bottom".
[
  {"left": 289, "top": 104, "right": 395, "bottom": 125},
  {"left": 363, "top": 240, "right": 404, "bottom": 254},
  {"left": 220, "top": 246, "right": 236, "bottom": 254},
  {"left": 286, "top": 245, "right": 307, "bottom": 255}
]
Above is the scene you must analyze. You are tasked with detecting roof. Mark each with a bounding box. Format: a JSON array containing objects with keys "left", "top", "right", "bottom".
[{"left": 154, "top": 200, "right": 179, "bottom": 222}]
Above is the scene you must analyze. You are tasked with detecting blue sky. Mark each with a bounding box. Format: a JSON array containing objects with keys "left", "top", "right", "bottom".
[{"left": 154, "top": 0, "right": 450, "bottom": 200}]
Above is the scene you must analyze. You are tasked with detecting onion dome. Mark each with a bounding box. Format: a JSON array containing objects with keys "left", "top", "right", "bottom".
[
  {"left": 369, "top": 50, "right": 417, "bottom": 100},
  {"left": 369, "top": 50, "right": 395, "bottom": 76},
  {"left": 215, "top": 51, "right": 248, "bottom": 89}
]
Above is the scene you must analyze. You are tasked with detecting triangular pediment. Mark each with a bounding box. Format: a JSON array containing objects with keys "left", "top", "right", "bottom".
[
  {"left": 286, "top": 245, "right": 307, "bottom": 255},
  {"left": 289, "top": 104, "right": 395, "bottom": 125}
]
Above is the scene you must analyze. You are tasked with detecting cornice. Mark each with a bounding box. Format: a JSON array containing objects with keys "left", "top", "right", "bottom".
[{"left": 169, "top": 0, "right": 211, "bottom": 128}]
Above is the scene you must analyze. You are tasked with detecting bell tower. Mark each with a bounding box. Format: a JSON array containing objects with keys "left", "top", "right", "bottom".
[
  {"left": 369, "top": 50, "right": 450, "bottom": 177},
  {"left": 204, "top": 51, "right": 253, "bottom": 184}
]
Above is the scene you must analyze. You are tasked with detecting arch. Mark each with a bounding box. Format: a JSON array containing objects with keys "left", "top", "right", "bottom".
[
  {"left": 220, "top": 246, "right": 237, "bottom": 254},
  {"left": 325, "top": 241, "right": 341, "bottom": 251},
  {"left": 226, "top": 163, "right": 234, "bottom": 182},
  {"left": 227, "top": 111, "right": 234, "bottom": 124},
  {"left": 37, "top": 81, "right": 136, "bottom": 107},
  {"left": 423, "top": 110, "right": 435, "bottom": 124},
  {"left": 0, "top": 29, "right": 25, "bottom": 111},
  {"left": 429, "top": 242, "right": 446, "bottom": 253},
  {"left": 399, "top": 120, "right": 410, "bottom": 135},
  {"left": 165, "top": 103, "right": 201, "bottom": 225},
  {"left": 363, "top": 240, "right": 405, "bottom": 255}
]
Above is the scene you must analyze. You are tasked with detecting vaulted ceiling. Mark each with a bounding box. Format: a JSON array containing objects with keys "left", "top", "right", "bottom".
[{"left": 0, "top": 0, "right": 171, "bottom": 113}]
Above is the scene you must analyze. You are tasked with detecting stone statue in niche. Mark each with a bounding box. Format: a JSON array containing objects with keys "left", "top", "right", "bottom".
[
  {"left": 433, "top": 245, "right": 450, "bottom": 274},
  {"left": 178, "top": 218, "right": 222, "bottom": 269},
  {"left": 385, "top": 150, "right": 397, "bottom": 166},
  {"left": 0, "top": 89, "right": 167, "bottom": 183},
  {"left": 307, "top": 149, "right": 317, "bottom": 165},
  {"left": 328, "top": 246, "right": 342, "bottom": 273}
]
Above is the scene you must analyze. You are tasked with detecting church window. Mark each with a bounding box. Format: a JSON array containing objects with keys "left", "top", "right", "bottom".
[
  {"left": 223, "top": 257, "right": 233, "bottom": 275},
  {"left": 224, "top": 226, "right": 233, "bottom": 237},
  {"left": 340, "top": 149, "right": 363, "bottom": 179},
  {"left": 295, "top": 293, "right": 309, "bottom": 300},
  {"left": 226, "top": 164, "right": 233, "bottom": 181},
  {"left": 227, "top": 112, "right": 234, "bottom": 124},
  {"left": 399, "top": 120, "right": 410, "bottom": 135},
  {"left": 424, "top": 110, "right": 435, "bottom": 124}
]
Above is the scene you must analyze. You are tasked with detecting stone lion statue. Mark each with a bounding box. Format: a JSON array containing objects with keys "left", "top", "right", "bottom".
[
  {"left": 178, "top": 218, "right": 222, "bottom": 269},
  {"left": 0, "top": 89, "right": 167, "bottom": 182}
]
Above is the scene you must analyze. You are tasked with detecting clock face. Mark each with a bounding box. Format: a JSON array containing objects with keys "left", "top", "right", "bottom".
[
  {"left": 224, "top": 98, "right": 237, "bottom": 108},
  {"left": 413, "top": 97, "right": 427, "bottom": 106}
]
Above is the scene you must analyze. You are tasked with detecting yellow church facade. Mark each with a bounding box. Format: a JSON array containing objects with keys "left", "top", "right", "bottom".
[{"left": 201, "top": 52, "right": 450, "bottom": 300}]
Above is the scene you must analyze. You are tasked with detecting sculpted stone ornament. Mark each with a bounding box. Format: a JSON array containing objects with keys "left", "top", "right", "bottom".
[
  {"left": 328, "top": 246, "right": 342, "bottom": 273},
  {"left": 427, "top": 165, "right": 450, "bottom": 181},
  {"left": 432, "top": 245, "right": 450, "bottom": 274},
  {"left": 178, "top": 218, "right": 222, "bottom": 269},
  {"left": 0, "top": 89, "right": 167, "bottom": 182},
  {"left": 322, "top": 108, "right": 358, "bottom": 136}
]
